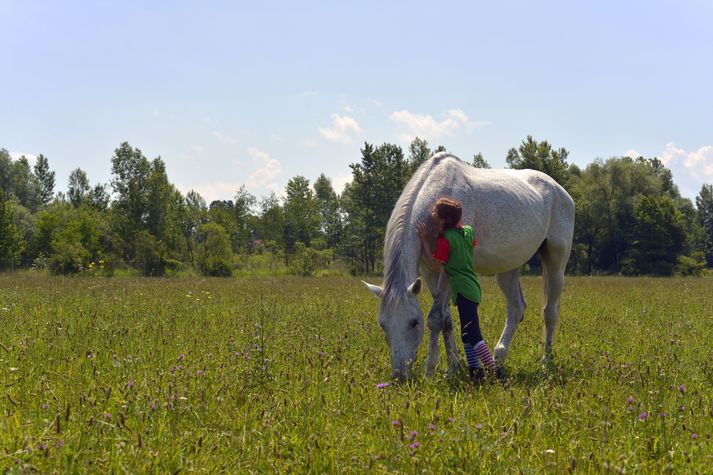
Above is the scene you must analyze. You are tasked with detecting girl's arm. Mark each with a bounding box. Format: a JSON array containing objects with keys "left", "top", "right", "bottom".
[{"left": 417, "top": 222, "right": 443, "bottom": 273}]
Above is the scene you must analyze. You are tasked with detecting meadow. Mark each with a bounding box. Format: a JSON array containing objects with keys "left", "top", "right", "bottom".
[{"left": 0, "top": 274, "right": 710, "bottom": 473}]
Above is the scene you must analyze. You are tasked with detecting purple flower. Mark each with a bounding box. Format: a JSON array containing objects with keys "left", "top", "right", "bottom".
[
  {"left": 691, "top": 432, "right": 699, "bottom": 440},
  {"left": 376, "top": 382, "right": 389, "bottom": 389},
  {"left": 428, "top": 423, "right": 437, "bottom": 431},
  {"left": 56, "top": 440, "right": 65, "bottom": 448},
  {"left": 408, "top": 430, "right": 418, "bottom": 441},
  {"left": 103, "top": 412, "right": 111, "bottom": 420},
  {"left": 41, "top": 403, "right": 49, "bottom": 410},
  {"left": 150, "top": 403, "right": 157, "bottom": 411},
  {"left": 627, "top": 405, "right": 634, "bottom": 412},
  {"left": 659, "top": 412, "right": 667, "bottom": 419},
  {"left": 391, "top": 420, "right": 401, "bottom": 427},
  {"left": 678, "top": 384, "right": 686, "bottom": 393},
  {"left": 126, "top": 380, "right": 134, "bottom": 389},
  {"left": 638, "top": 412, "right": 648, "bottom": 421},
  {"left": 626, "top": 396, "right": 634, "bottom": 404},
  {"left": 475, "top": 423, "right": 483, "bottom": 430},
  {"left": 409, "top": 441, "right": 420, "bottom": 450},
  {"left": 447, "top": 417, "right": 455, "bottom": 423},
  {"left": 679, "top": 405, "right": 686, "bottom": 412},
  {"left": 178, "top": 354, "right": 185, "bottom": 361},
  {"left": 196, "top": 370, "right": 205, "bottom": 377}
]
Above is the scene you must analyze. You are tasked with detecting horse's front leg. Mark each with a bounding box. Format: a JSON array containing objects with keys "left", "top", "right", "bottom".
[
  {"left": 425, "top": 305, "right": 442, "bottom": 377},
  {"left": 441, "top": 304, "right": 461, "bottom": 375}
]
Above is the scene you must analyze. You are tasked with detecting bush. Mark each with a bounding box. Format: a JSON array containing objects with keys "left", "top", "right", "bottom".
[
  {"left": 49, "top": 241, "right": 90, "bottom": 275},
  {"left": 675, "top": 253, "right": 705, "bottom": 277}
]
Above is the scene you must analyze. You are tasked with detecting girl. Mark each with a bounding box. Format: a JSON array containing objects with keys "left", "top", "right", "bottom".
[{"left": 417, "top": 197, "right": 505, "bottom": 383}]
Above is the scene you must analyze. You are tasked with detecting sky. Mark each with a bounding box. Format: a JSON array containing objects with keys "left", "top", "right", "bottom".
[{"left": 1, "top": 0, "right": 712, "bottom": 203}]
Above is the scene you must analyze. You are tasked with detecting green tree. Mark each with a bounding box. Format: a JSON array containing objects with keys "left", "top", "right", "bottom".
[
  {"left": 407, "top": 137, "right": 431, "bottom": 174},
  {"left": 697, "top": 184, "right": 713, "bottom": 267},
  {"left": 234, "top": 185, "right": 257, "bottom": 253},
  {"left": 628, "top": 195, "right": 686, "bottom": 275},
  {"left": 0, "top": 191, "right": 22, "bottom": 259},
  {"left": 196, "top": 222, "right": 233, "bottom": 276},
  {"left": 183, "top": 190, "right": 208, "bottom": 266},
  {"left": 344, "top": 142, "right": 409, "bottom": 272},
  {"left": 472, "top": 152, "right": 491, "bottom": 169},
  {"left": 33, "top": 154, "right": 55, "bottom": 207},
  {"left": 313, "top": 174, "right": 342, "bottom": 250},
  {"left": 506, "top": 136, "right": 570, "bottom": 189},
  {"left": 256, "top": 192, "right": 285, "bottom": 250},
  {"left": 283, "top": 176, "right": 319, "bottom": 252},
  {"left": 68, "top": 168, "right": 91, "bottom": 207}
]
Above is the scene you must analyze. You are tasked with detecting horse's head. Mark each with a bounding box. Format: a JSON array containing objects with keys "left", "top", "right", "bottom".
[{"left": 363, "top": 278, "right": 424, "bottom": 381}]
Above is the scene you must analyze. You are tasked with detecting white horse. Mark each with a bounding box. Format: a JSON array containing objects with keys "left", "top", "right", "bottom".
[{"left": 364, "top": 153, "right": 575, "bottom": 380}]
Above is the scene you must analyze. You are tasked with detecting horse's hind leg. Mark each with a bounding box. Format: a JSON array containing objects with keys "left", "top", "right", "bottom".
[
  {"left": 493, "top": 269, "right": 527, "bottom": 364},
  {"left": 539, "top": 239, "right": 568, "bottom": 362}
]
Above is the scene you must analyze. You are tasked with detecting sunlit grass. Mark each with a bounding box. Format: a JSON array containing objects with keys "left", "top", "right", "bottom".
[{"left": 0, "top": 275, "right": 710, "bottom": 472}]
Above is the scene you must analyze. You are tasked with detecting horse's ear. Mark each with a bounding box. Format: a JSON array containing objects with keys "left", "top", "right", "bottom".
[
  {"left": 407, "top": 278, "right": 422, "bottom": 296},
  {"left": 362, "top": 281, "right": 383, "bottom": 299}
]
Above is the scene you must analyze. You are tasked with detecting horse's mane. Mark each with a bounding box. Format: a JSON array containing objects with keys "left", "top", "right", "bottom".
[{"left": 382, "top": 153, "right": 458, "bottom": 304}]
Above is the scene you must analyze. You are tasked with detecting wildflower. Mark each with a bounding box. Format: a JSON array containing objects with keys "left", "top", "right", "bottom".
[
  {"left": 447, "top": 417, "right": 455, "bottom": 423},
  {"left": 428, "top": 423, "right": 437, "bottom": 431},
  {"left": 196, "top": 370, "right": 205, "bottom": 377},
  {"left": 103, "top": 412, "right": 111, "bottom": 420},
  {"left": 626, "top": 396, "right": 634, "bottom": 404},
  {"left": 408, "top": 430, "right": 418, "bottom": 441},
  {"left": 679, "top": 405, "right": 686, "bottom": 412},
  {"left": 126, "top": 380, "right": 134, "bottom": 389},
  {"left": 409, "top": 441, "right": 420, "bottom": 450},
  {"left": 627, "top": 405, "right": 634, "bottom": 412},
  {"left": 475, "top": 423, "right": 482, "bottom": 430},
  {"left": 691, "top": 433, "right": 699, "bottom": 440},
  {"left": 376, "top": 382, "right": 389, "bottom": 389},
  {"left": 178, "top": 354, "right": 185, "bottom": 361},
  {"left": 638, "top": 412, "right": 648, "bottom": 421},
  {"left": 56, "top": 440, "right": 65, "bottom": 448},
  {"left": 659, "top": 412, "right": 667, "bottom": 419},
  {"left": 41, "top": 403, "right": 49, "bottom": 410},
  {"left": 678, "top": 384, "right": 686, "bottom": 394},
  {"left": 150, "top": 403, "right": 157, "bottom": 411},
  {"left": 391, "top": 420, "right": 401, "bottom": 427}
]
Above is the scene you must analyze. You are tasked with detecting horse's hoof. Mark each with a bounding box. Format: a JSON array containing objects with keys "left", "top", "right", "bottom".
[{"left": 494, "top": 345, "right": 508, "bottom": 363}]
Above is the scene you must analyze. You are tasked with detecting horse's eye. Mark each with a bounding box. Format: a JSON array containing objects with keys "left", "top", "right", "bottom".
[{"left": 410, "top": 319, "right": 419, "bottom": 328}]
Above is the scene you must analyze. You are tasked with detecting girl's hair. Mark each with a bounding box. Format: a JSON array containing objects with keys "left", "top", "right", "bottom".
[{"left": 435, "top": 197, "right": 462, "bottom": 229}]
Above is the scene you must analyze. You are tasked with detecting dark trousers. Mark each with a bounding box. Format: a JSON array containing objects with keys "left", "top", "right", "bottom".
[{"left": 456, "top": 293, "right": 483, "bottom": 347}]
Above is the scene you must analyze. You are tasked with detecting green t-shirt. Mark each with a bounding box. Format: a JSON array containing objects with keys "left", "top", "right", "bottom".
[{"left": 435, "top": 225, "right": 482, "bottom": 304}]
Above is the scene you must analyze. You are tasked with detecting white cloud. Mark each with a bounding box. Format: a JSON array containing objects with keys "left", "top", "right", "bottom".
[
  {"left": 660, "top": 142, "right": 713, "bottom": 177},
  {"left": 246, "top": 147, "right": 282, "bottom": 193},
  {"left": 389, "top": 109, "right": 488, "bottom": 142},
  {"left": 318, "top": 114, "right": 362, "bottom": 144},
  {"left": 649, "top": 142, "right": 713, "bottom": 199},
  {"left": 9, "top": 152, "right": 38, "bottom": 166},
  {"left": 625, "top": 149, "right": 641, "bottom": 159}
]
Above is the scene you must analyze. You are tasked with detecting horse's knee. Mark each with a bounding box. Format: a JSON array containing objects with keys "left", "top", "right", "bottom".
[{"left": 427, "top": 309, "right": 444, "bottom": 333}]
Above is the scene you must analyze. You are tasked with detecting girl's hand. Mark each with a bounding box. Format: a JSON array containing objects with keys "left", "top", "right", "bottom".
[{"left": 416, "top": 222, "right": 428, "bottom": 241}]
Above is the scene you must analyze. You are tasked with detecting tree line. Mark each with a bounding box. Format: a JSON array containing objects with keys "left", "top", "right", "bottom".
[{"left": 1, "top": 137, "right": 712, "bottom": 277}]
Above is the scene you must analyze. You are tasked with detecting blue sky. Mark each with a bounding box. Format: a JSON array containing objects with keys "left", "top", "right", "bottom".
[{"left": 2, "top": 0, "right": 712, "bottom": 202}]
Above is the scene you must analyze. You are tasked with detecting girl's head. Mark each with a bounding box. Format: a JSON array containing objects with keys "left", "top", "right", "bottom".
[{"left": 432, "top": 197, "right": 462, "bottom": 230}]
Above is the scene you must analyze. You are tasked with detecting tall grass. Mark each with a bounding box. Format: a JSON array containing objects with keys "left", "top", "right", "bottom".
[{"left": 0, "top": 275, "right": 710, "bottom": 472}]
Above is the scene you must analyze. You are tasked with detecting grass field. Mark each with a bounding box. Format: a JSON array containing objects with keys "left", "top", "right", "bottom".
[{"left": 0, "top": 274, "right": 711, "bottom": 473}]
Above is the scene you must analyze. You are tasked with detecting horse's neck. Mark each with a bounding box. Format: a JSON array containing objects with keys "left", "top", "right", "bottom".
[{"left": 384, "top": 224, "right": 421, "bottom": 292}]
